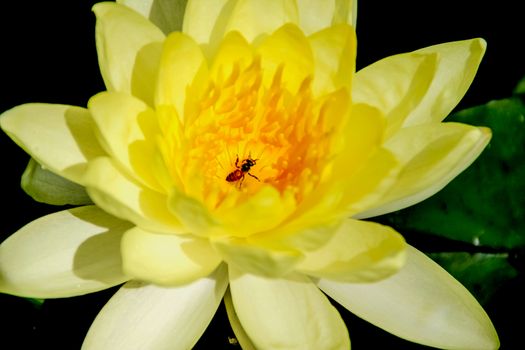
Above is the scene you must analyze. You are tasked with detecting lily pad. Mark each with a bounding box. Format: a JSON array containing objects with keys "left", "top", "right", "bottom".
[
  {"left": 378, "top": 95, "right": 525, "bottom": 249},
  {"left": 428, "top": 252, "right": 519, "bottom": 304}
]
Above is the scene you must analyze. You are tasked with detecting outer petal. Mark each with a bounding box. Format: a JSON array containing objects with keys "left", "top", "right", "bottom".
[
  {"left": 0, "top": 103, "right": 105, "bottom": 184},
  {"left": 353, "top": 39, "right": 486, "bottom": 135},
  {"left": 82, "top": 265, "right": 228, "bottom": 350},
  {"left": 318, "top": 246, "right": 499, "bottom": 350},
  {"left": 224, "top": 289, "right": 257, "bottom": 350},
  {"left": 356, "top": 123, "right": 491, "bottom": 218},
  {"left": 0, "top": 206, "right": 131, "bottom": 298},
  {"left": 297, "top": 219, "right": 405, "bottom": 282},
  {"left": 229, "top": 266, "right": 350, "bottom": 350},
  {"left": 297, "top": 0, "right": 357, "bottom": 35},
  {"left": 121, "top": 226, "right": 222, "bottom": 285},
  {"left": 88, "top": 91, "right": 165, "bottom": 192},
  {"left": 117, "top": 0, "right": 186, "bottom": 34},
  {"left": 94, "top": 2, "right": 165, "bottom": 105},
  {"left": 83, "top": 157, "right": 182, "bottom": 234}
]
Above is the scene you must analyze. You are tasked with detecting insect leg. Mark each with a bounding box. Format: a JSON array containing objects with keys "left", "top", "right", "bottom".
[{"left": 248, "top": 173, "right": 260, "bottom": 181}]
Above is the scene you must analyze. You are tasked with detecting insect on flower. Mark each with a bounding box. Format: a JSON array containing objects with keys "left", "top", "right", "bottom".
[{"left": 226, "top": 155, "right": 260, "bottom": 188}]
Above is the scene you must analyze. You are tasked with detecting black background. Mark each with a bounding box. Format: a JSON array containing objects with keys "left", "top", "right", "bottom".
[{"left": 1, "top": 1, "right": 523, "bottom": 349}]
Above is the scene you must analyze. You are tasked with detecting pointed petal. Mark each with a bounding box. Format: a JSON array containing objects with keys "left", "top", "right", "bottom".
[
  {"left": 319, "top": 246, "right": 499, "bottom": 350},
  {"left": 94, "top": 3, "right": 165, "bottom": 106},
  {"left": 0, "top": 103, "right": 105, "bottom": 184},
  {"left": 0, "top": 206, "right": 131, "bottom": 298},
  {"left": 353, "top": 39, "right": 486, "bottom": 135},
  {"left": 224, "top": 0, "right": 299, "bottom": 42},
  {"left": 183, "top": 0, "right": 230, "bottom": 44},
  {"left": 83, "top": 157, "right": 182, "bottom": 233},
  {"left": 117, "top": 0, "right": 186, "bottom": 34},
  {"left": 309, "top": 23, "right": 356, "bottom": 94},
  {"left": 357, "top": 123, "right": 491, "bottom": 218},
  {"left": 297, "top": 0, "right": 357, "bottom": 35},
  {"left": 82, "top": 265, "right": 228, "bottom": 350},
  {"left": 257, "top": 23, "right": 314, "bottom": 93},
  {"left": 155, "top": 31, "right": 208, "bottom": 120},
  {"left": 121, "top": 227, "right": 222, "bottom": 285},
  {"left": 224, "top": 289, "right": 257, "bottom": 350},
  {"left": 88, "top": 92, "right": 165, "bottom": 192},
  {"left": 229, "top": 267, "right": 350, "bottom": 349},
  {"left": 298, "top": 219, "right": 406, "bottom": 282}
]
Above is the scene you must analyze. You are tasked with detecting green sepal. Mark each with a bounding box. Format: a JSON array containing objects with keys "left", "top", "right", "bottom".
[{"left": 21, "top": 158, "right": 92, "bottom": 206}]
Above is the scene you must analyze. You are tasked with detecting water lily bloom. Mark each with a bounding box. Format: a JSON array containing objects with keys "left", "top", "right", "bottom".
[{"left": 0, "top": 0, "right": 499, "bottom": 349}]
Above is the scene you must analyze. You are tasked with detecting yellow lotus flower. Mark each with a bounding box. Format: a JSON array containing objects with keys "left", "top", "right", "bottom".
[{"left": 0, "top": 0, "right": 499, "bottom": 349}]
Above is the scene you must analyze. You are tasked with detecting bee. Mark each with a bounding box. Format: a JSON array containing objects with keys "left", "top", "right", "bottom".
[{"left": 226, "top": 155, "right": 260, "bottom": 187}]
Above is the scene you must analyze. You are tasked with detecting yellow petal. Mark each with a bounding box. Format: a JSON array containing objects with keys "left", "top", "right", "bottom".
[
  {"left": 297, "top": 0, "right": 357, "bottom": 35},
  {"left": 216, "top": 185, "right": 296, "bottom": 237},
  {"left": 88, "top": 92, "right": 165, "bottom": 192},
  {"left": 257, "top": 23, "right": 314, "bottom": 93},
  {"left": 83, "top": 157, "right": 182, "bottom": 233},
  {"left": 353, "top": 38, "right": 486, "bottom": 135},
  {"left": 0, "top": 206, "right": 130, "bottom": 298},
  {"left": 117, "top": 0, "right": 186, "bottom": 34},
  {"left": 121, "top": 227, "right": 222, "bottom": 285},
  {"left": 308, "top": 23, "right": 356, "bottom": 94},
  {"left": 298, "top": 219, "right": 405, "bottom": 282},
  {"left": 182, "top": 0, "right": 231, "bottom": 44},
  {"left": 224, "top": 0, "right": 299, "bottom": 42},
  {"left": 155, "top": 31, "right": 208, "bottom": 120},
  {"left": 212, "top": 236, "right": 303, "bottom": 277},
  {"left": 93, "top": 3, "right": 165, "bottom": 105},
  {"left": 319, "top": 245, "right": 499, "bottom": 350},
  {"left": 357, "top": 123, "right": 491, "bottom": 218},
  {"left": 0, "top": 103, "right": 105, "bottom": 184},
  {"left": 340, "top": 147, "right": 400, "bottom": 215},
  {"left": 83, "top": 266, "right": 228, "bottom": 350},
  {"left": 210, "top": 30, "right": 254, "bottom": 80},
  {"left": 229, "top": 266, "right": 350, "bottom": 350},
  {"left": 353, "top": 52, "right": 438, "bottom": 137},
  {"left": 168, "top": 187, "right": 219, "bottom": 237}
]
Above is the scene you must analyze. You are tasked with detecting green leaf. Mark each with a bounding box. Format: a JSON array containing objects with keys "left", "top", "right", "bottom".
[
  {"left": 378, "top": 95, "right": 525, "bottom": 249},
  {"left": 428, "top": 252, "right": 518, "bottom": 305},
  {"left": 118, "top": 0, "right": 188, "bottom": 34},
  {"left": 21, "top": 158, "right": 92, "bottom": 206},
  {"left": 513, "top": 76, "right": 525, "bottom": 95}
]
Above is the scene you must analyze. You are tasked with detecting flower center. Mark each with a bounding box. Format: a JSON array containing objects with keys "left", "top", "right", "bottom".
[{"left": 161, "top": 56, "right": 345, "bottom": 211}]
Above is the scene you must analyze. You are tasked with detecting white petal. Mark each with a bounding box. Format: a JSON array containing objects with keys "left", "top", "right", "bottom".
[
  {"left": 229, "top": 266, "right": 350, "bottom": 350},
  {"left": 121, "top": 226, "right": 222, "bottom": 286},
  {"left": 318, "top": 245, "right": 499, "bottom": 350},
  {"left": 0, "top": 103, "right": 105, "bottom": 184},
  {"left": 82, "top": 265, "right": 228, "bottom": 350},
  {"left": 224, "top": 289, "right": 257, "bottom": 350},
  {"left": 0, "top": 206, "right": 131, "bottom": 298}
]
